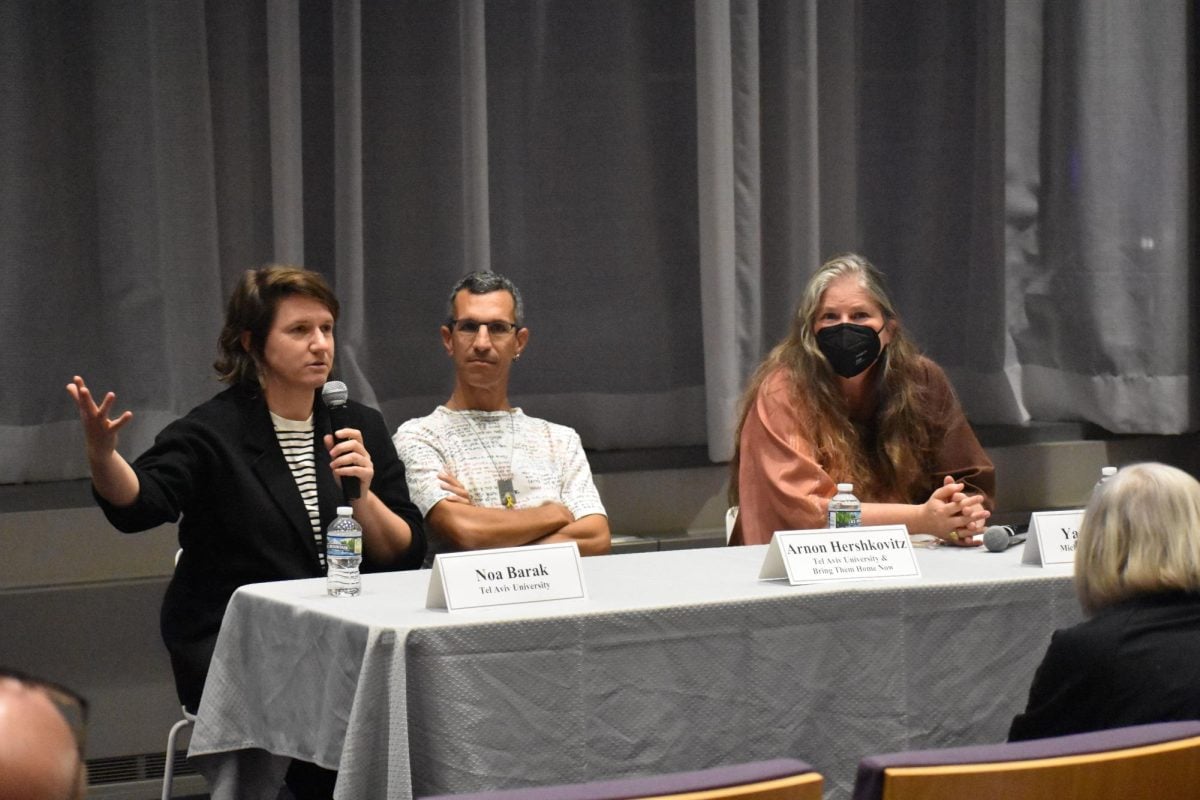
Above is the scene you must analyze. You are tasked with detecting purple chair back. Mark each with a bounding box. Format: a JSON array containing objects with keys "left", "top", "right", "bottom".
[
  {"left": 418, "top": 758, "right": 815, "bottom": 800},
  {"left": 852, "top": 720, "right": 1200, "bottom": 800}
]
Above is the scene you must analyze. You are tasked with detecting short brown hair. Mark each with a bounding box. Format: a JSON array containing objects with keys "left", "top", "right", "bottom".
[
  {"left": 1075, "top": 462, "right": 1200, "bottom": 614},
  {"left": 214, "top": 265, "right": 339, "bottom": 386}
]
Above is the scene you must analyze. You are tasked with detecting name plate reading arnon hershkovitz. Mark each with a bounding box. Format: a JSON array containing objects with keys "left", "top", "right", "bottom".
[
  {"left": 426, "top": 542, "right": 587, "bottom": 611},
  {"left": 759, "top": 525, "right": 920, "bottom": 585},
  {"left": 1022, "top": 509, "right": 1083, "bottom": 567}
]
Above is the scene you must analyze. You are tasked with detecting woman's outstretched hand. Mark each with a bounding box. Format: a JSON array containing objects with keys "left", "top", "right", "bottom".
[
  {"left": 66, "top": 375, "right": 133, "bottom": 460},
  {"left": 66, "top": 375, "right": 139, "bottom": 506}
]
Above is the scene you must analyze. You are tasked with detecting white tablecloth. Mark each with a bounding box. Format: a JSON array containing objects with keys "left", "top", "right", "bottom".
[{"left": 189, "top": 543, "right": 1079, "bottom": 799}]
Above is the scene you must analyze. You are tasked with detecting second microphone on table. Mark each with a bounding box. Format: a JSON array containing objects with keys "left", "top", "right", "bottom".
[{"left": 983, "top": 524, "right": 1027, "bottom": 552}]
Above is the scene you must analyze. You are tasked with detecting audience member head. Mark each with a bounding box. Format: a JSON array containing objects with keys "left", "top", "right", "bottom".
[
  {"left": 1075, "top": 462, "right": 1200, "bottom": 615},
  {"left": 445, "top": 271, "right": 525, "bottom": 330},
  {"left": 0, "top": 669, "right": 87, "bottom": 800},
  {"left": 215, "top": 265, "right": 340, "bottom": 386}
]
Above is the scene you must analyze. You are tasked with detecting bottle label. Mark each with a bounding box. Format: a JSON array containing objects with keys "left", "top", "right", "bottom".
[
  {"left": 829, "top": 509, "right": 861, "bottom": 528},
  {"left": 327, "top": 533, "right": 362, "bottom": 558}
]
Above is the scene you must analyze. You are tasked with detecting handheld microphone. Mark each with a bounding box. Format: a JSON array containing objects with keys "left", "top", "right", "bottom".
[
  {"left": 983, "top": 524, "right": 1027, "bottom": 552},
  {"left": 321, "top": 381, "right": 360, "bottom": 502}
]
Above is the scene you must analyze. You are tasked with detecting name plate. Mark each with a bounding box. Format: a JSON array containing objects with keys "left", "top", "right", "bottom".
[
  {"left": 759, "top": 525, "right": 920, "bottom": 585},
  {"left": 1022, "top": 509, "right": 1083, "bottom": 566},
  {"left": 426, "top": 542, "right": 587, "bottom": 611}
]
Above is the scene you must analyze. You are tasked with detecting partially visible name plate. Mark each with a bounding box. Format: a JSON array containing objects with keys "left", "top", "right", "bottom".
[
  {"left": 759, "top": 525, "right": 919, "bottom": 585},
  {"left": 427, "top": 542, "right": 587, "bottom": 611},
  {"left": 1022, "top": 509, "right": 1083, "bottom": 566}
]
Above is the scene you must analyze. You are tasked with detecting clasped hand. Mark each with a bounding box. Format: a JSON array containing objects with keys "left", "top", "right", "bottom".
[{"left": 922, "top": 475, "right": 990, "bottom": 546}]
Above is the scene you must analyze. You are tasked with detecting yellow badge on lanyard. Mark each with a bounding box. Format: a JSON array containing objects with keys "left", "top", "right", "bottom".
[{"left": 499, "top": 478, "right": 516, "bottom": 509}]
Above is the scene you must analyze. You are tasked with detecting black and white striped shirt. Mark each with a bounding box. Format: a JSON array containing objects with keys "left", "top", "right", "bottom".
[{"left": 270, "top": 411, "right": 324, "bottom": 567}]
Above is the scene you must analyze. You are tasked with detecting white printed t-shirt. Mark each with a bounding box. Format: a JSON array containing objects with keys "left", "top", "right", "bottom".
[{"left": 393, "top": 405, "right": 607, "bottom": 565}]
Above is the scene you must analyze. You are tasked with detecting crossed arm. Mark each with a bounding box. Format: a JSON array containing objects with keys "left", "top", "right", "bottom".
[{"left": 428, "top": 472, "right": 611, "bottom": 555}]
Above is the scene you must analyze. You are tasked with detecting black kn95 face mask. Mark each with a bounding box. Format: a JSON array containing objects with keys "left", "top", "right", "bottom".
[{"left": 815, "top": 323, "right": 882, "bottom": 378}]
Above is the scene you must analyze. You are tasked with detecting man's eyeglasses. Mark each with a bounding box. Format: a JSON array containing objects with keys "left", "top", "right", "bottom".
[
  {"left": 0, "top": 668, "right": 89, "bottom": 758},
  {"left": 447, "top": 319, "right": 521, "bottom": 338}
]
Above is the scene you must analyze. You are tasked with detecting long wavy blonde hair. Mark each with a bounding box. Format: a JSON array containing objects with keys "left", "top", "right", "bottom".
[{"left": 729, "top": 253, "right": 940, "bottom": 504}]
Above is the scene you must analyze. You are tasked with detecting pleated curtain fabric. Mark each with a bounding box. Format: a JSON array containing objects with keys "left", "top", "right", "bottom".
[{"left": 1, "top": 0, "right": 1193, "bottom": 483}]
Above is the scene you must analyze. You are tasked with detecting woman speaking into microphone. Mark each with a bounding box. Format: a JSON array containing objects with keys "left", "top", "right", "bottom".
[
  {"left": 728, "top": 253, "right": 994, "bottom": 546},
  {"left": 66, "top": 265, "right": 424, "bottom": 798}
]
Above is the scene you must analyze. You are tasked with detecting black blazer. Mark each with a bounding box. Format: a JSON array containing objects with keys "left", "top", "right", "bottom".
[
  {"left": 97, "top": 383, "right": 425, "bottom": 710},
  {"left": 1009, "top": 591, "right": 1200, "bottom": 741}
]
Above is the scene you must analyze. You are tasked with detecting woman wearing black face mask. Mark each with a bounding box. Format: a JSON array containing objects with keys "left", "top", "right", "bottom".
[{"left": 728, "top": 253, "right": 994, "bottom": 546}]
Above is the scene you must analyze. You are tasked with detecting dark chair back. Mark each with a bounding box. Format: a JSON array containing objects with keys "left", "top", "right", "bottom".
[
  {"left": 852, "top": 721, "right": 1200, "bottom": 800},
  {"left": 418, "top": 758, "right": 822, "bottom": 800}
]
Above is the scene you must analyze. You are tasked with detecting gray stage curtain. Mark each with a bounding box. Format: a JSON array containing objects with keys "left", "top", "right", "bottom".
[{"left": 1, "top": 0, "right": 1193, "bottom": 483}]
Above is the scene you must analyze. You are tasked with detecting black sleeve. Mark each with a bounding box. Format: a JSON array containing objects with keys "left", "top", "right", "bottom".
[
  {"left": 358, "top": 404, "right": 427, "bottom": 571},
  {"left": 1007, "top": 626, "right": 1099, "bottom": 741},
  {"left": 93, "top": 417, "right": 208, "bottom": 533}
]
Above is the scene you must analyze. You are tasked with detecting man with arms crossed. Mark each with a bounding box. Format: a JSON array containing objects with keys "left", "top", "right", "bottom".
[{"left": 394, "top": 271, "right": 610, "bottom": 565}]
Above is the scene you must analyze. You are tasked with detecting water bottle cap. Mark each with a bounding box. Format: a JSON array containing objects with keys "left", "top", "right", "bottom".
[
  {"left": 1100, "top": 466, "right": 1117, "bottom": 477},
  {"left": 836, "top": 483, "right": 854, "bottom": 492},
  {"left": 336, "top": 506, "right": 354, "bottom": 516}
]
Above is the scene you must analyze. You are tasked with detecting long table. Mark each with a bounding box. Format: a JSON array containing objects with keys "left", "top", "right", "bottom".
[{"left": 189, "top": 543, "right": 1079, "bottom": 799}]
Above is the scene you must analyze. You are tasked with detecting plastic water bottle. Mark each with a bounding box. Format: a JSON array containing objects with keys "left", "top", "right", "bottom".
[
  {"left": 828, "top": 483, "right": 862, "bottom": 528},
  {"left": 326, "top": 506, "right": 362, "bottom": 597},
  {"left": 1093, "top": 465, "right": 1117, "bottom": 495}
]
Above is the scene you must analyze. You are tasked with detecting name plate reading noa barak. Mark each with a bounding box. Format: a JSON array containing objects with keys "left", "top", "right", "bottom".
[
  {"left": 1022, "top": 509, "right": 1083, "bottom": 566},
  {"left": 759, "top": 525, "right": 920, "bottom": 585},
  {"left": 426, "top": 542, "right": 587, "bottom": 611}
]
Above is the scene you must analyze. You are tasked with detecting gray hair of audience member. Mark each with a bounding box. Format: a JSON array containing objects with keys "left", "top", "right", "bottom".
[
  {"left": 1075, "top": 462, "right": 1200, "bottom": 615},
  {"left": 0, "top": 674, "right": 87, "bottom": 800},
  {"left": 446, "top": 271, "right": 525, "bottom": 329}
]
